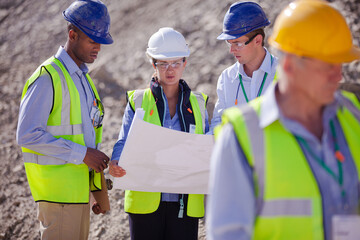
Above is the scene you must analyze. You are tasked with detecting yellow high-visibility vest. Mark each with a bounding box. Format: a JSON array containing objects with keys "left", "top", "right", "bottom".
[
  {"left": 218, "top": 91, "right": 360, "bottom": 239},
  {"left": 21, "top": 57, "right": 102, "bottom": 203},
  {"left": 124, "top": 88, "right": 207, "bottom": 217}
]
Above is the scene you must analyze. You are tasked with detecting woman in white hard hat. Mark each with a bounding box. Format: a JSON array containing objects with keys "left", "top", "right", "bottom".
[{"left": 110, "top": 27, "right": 209, "bottom": 240}]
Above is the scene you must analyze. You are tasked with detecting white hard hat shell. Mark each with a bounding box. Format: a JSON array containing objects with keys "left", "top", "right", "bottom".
[{"left": 146, "top": 27, "right": 190, "bottom": 60}]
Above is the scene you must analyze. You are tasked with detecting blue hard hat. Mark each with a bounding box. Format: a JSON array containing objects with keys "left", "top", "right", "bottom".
[
  {"left": 63, "top": 0, "right": 113, "bottom": 44},
  {"left": 218, "top": 1, "right": 270, "bottom": 40}
]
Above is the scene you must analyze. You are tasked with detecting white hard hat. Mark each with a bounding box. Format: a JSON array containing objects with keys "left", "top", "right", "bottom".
[{"left": 146, "top": 27, "right": 190, "bottom": 60}]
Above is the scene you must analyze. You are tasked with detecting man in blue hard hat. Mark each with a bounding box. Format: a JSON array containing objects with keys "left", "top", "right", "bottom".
[
  {"left": 210, "top": 1, "right": 278, "bottom": 132},
  {"left": 16, "top": 0, "right": 113, "bottom": 239}
]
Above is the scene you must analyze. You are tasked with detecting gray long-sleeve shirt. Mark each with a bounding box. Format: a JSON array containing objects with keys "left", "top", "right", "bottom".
[
  {"left": 17, "top": 47, "right": 97, "bottom": 164},
  {"left": 206, "top": 84, "right": 360, "bottom": 240}
]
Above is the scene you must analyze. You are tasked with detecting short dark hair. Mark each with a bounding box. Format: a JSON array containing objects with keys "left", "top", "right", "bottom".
[
  {"left": 67, "top": 23, "right": 80, "bottom": 33},
  {"left": 246, "top": 28, "right": 265, "bottom": 46}
]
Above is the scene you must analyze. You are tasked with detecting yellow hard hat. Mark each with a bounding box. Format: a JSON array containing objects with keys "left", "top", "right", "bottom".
[{"left": 268, "top": 0, "right": 360, "bottom": 63}]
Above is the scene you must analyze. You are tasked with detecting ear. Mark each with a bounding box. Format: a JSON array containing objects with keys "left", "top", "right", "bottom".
[
  {"left": 184, "top": 60, "right": 187, "bottom": 67},
  {"left": 282, "top": 54, "right": 296, "bottom": 77},
  {"left": 68, "top": 29, "right": 78, "bottom": 42},
  {"left": 152, "top": 62, "right": 156, "bottom": 69},
  {"left": 254, "top": 34, "right": 263, "bottom": 46}
]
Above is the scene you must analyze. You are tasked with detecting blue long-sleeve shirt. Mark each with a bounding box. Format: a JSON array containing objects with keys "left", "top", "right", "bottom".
[
  {"left": 206, "top": 84, "right": 360, "bottom": 240},
  {"left": 112, "top": 87, "right": 209, "bottom": 202},
  {"left": 17, "top": 47, "right": 97, "bottom": 164}
]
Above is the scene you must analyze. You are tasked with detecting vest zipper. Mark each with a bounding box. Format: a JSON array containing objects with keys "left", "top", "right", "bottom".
[
  {"left": 160, "top": 87, "right": 166, "bottom": 126},
  {"left": 179, "top": 92, "right": 187, "bottom": 132},
  {"left": 178, "top": 194, "right": 184, "bottom": 218}
]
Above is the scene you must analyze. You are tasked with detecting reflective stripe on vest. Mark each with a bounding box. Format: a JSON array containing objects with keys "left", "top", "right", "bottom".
[
  {"left": 219, "top": 92, "right": 360, "bottom": 239},
  {"left": 124, "top": 88, "right": 207, "bottom": 217},
  {"left": 191, "top": 91, "right": 206, "bottom": 133},
  {"left": 261, "top": 198, "right": 312, "bottom": 217},
  {"left": 238, "top": 104, "right": 266, "bottom": 215},
  {"left": 21, "top": 57, "right": 102, "bottom": 203}
]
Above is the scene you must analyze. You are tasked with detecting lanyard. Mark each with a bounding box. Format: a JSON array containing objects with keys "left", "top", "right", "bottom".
[
  {"left": 236, "top": 72, "right": 268, "bottom": 103},
  {"left": 295, "top": 120, "right": 346, "bottom": 197},
  {"left": 235, "top": 55, "right": 273, "bottom": 105}
]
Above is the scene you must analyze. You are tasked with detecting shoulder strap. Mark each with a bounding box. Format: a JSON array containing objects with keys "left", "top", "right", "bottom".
[
  {"left": 190, "top": 91, "right": 207, "bottom": 133},
  {"left": 221, "top": 101, "right": 265, "bottom": 215},
  {"left": 133, "top": 89, "right": 146, "bottom": 110}
]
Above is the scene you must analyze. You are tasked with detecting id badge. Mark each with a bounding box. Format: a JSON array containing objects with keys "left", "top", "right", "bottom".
[
  {"left": 90, "top": 104, "right": 101, "bottom": 127},
  {"left": 332, "top": 215, "right": 360, "bottom": 240}
]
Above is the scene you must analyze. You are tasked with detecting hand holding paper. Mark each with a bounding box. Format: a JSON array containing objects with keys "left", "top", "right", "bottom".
[{"left": 109, "top": 160, "right": 126, "bottom": 177}]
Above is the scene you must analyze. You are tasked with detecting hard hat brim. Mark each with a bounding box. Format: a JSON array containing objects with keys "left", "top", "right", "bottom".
[
  {"left": 217, "top": 32, "right": 240, "bottom": 41},
  {"left": 86, "top": 32, "right": 113, "bottom": 45},
  {"left": 146, "top": 51, "right": 190, "bottom": 61},
  {"left": 217, "top": 23, "right": 270, "bottom": 41},
  {"left": 326, "top": 45, "right": 360, "bottom": 64},
  {"left": 270, "top": 36, "right": 360, "bottom": 64}
]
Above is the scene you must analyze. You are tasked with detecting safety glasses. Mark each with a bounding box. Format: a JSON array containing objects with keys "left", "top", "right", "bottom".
[
  {"left": 226, "top": 33, "right": 259, "bottom": 50},
  {"left": 154, "top": 59, "right": 185, "bottom": 71}
]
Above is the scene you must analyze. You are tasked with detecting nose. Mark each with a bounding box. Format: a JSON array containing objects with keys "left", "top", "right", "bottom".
[
  {"left": 166, "top": 64, "right": 175, "bottom": 71},
  {"left": 94, "top": 43, "right": 101, "bottom": 51},
  {"left": 229, "top": 44, "right": 237, "bottom": 54}
]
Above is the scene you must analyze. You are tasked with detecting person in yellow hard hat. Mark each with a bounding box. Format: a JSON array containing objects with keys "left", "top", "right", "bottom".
[
  {"left": 109, "top": 27, "right": 209, "bottom": 240},
  {"left": 206, "top": 0, "right": 360, "bottom": 239}
]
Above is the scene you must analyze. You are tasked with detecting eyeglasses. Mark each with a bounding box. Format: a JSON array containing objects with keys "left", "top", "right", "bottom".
[
  {"left": 226, "top": 33, "right": 259, "bottom": 50},
  {"left": 154, "top": 59, "right": 185, "bottom": 71},
  {"left": 91, "top": 98, "right": 105, "bottom": 129}
]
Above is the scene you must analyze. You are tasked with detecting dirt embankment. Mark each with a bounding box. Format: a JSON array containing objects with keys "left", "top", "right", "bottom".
[{"left": 1, "top": 0, "right": 359, "bottom": 239}]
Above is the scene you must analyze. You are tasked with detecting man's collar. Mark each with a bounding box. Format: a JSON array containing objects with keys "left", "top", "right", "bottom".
[
  {"left": 54, "top": 46, "right": 89, "bottom": 75},
  {"left": 236, "top": 47, "right": 274, "bottom": 79},
  {"left": 259, "top": 83, "right": 342, "bottom": 128},
  {"left": 258, "top": 48, "right": 273, "bottom": 74}
]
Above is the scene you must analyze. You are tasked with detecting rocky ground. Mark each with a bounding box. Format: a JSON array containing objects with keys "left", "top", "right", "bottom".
[{"left": 0, "top": 0, "right": 359, "bottom": 239}]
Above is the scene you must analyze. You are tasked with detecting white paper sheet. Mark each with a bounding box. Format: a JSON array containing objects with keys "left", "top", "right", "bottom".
[{"left": 113, "top": 110, "right": 214, "bottom": 194}]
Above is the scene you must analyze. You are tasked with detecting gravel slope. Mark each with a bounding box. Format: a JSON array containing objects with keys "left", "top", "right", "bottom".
[{"left": 0, "top": 0, "right": 359, "bottom": 239}]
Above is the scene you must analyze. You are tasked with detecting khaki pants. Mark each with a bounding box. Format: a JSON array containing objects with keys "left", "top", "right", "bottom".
[{"left": 37, "top": 202, "right": 90, "bottom": 240}]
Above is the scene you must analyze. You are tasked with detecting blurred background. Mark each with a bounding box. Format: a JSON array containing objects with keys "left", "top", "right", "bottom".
[{"left": 0, "top": 0, "right": 359, "bottom": 239}]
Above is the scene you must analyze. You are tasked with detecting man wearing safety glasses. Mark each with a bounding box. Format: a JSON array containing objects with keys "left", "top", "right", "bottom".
[{"left": 210, "top": 1, "right": 278, "bottom": 132}]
